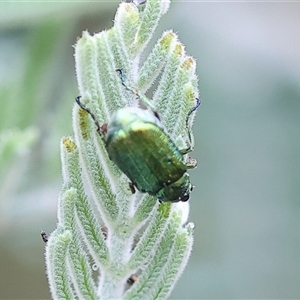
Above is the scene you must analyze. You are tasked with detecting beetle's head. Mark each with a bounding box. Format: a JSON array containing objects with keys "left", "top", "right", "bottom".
[{"left": 157, "top": 173, "right": 193, "bottom": 203}]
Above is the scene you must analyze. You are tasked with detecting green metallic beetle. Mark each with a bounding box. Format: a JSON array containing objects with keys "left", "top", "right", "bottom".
[{"left": 76, "top": 69, "right": 200, "bottom": 203}]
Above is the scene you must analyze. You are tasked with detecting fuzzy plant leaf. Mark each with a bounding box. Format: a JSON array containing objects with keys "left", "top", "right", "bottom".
[{"left": 44, "top": 0, "right": 200, "bottom": 299}]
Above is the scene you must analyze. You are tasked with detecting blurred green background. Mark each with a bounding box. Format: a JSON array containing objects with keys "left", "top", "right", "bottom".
[{"left": 0, "top": 1, "right": 299, "bottom": 299}]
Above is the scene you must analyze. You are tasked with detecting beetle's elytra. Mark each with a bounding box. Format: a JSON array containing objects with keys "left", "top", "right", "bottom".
[{"left": 75, "top": 69, "right": 200, "bottom": 203}]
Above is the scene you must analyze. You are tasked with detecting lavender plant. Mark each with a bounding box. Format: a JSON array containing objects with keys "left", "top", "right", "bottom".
[{"left": 44, "top": 1, "right": 200, "bottom": 299}]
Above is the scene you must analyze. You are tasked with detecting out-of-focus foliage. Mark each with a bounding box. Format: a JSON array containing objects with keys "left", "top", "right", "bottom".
[{"left": 0, "top": 127, "right": 38, "bottom": 203}]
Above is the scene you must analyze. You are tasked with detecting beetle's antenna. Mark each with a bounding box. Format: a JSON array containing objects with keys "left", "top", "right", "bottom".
[
  {"left": 75, "top": 96, "right": 102, "bottom": 134},
  {"left": 116, "top": 69, "right": 160, "bottom": 119},
  {"left": 186, "top": 98, "right": 201, "bottom": 128},
  {"left": 185, "top": 98, "right": 201, "bottom": 152}
]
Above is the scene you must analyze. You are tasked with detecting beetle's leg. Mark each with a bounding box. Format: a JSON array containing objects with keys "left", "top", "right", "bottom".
[
  {"left": 182, "top": 98, "right": 201, "bottom": 153},
  {"left": 129, "top": 182, "right": 136, "bottom": 194},
  {"left": 180, "top": 146, "right": 192, "bottom": 155},
  {"left": 185, "top": 157, "right": 197, "bottom": 169},
  {"left": 116, "top": 69, "right": 160, "bottom": 120},
  {"left": 75, "top": 96, "right": 105, "bottom": 136}
]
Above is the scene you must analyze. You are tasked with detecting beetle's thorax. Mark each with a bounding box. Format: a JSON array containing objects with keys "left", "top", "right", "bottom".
[{"left": 107, "top": 107, "right": 163, "bottom": 139}]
